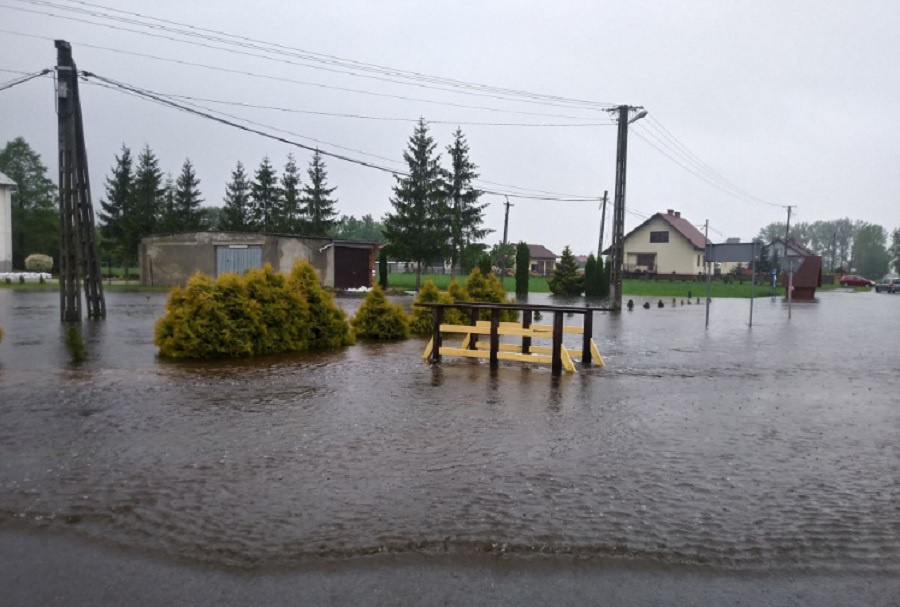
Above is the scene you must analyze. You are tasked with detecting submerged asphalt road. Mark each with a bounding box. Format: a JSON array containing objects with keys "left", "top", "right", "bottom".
[{"left": 3, "top": 529, "right": 899, "bottom": 607}]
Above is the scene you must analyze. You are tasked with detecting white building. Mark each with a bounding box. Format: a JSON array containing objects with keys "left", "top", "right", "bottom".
[{"left": 0, "top": 171, "right": 15, "bottom": 273}]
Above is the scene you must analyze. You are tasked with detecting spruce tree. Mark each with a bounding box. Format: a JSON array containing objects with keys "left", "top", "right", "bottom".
[
  {"left": 220, "top": 161, "right": 250, "bottom": 231},
  {"left": 157, "top": 174, "right": 178, "bottom": 234},
  {"left": 174, "top": 158, "right": 204, "bottom": 231},
  {"left": 98, "top": 144, "right": 133, "bottom": 261},
  {"left": 301, "top": 149, "right": 338, "bottom": 236},
  {"left": 515, "top": 241, "right": 530, "bottom": 296},
  {"left": 280, "top": 153, "right": 302, "bottom": 233},
  {"left": 548, "top": 245, "right": 583, "bottom": 296},
  {"left": 445, "top": 128, "right": 489, "bottom": 276},
  {"left": 383, "top": 118, "right": 448, "bottom": 290},
  {"left": 129, "top": 144, "right": 164, "bottom": 257},
  {"left": 248, "top": 156, "right": 281, "bottom": 232}
]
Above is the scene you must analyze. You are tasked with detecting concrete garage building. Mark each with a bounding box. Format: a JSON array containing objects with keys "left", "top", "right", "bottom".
[{"left": 139, "top": 232, "right": 377, "bottom": 289}]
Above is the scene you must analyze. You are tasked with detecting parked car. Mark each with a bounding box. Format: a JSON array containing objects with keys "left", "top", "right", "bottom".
[
  {"left": 839, "top": 274, "right": 875, "bottom": 287},
  {"left": 875, "top": 275, "right": 899, "bottom": 293}
]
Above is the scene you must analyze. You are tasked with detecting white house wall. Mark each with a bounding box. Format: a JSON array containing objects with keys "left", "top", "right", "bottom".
[
  {"left": 0, "top": 186, "right": 11, "bottom": 272},
  {"left": 624, "top": 217, "right": 704, "bottom": 275}
]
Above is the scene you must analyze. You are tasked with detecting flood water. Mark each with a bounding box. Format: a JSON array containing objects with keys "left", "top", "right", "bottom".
[{"left": 0, "top": 288, "right": 898, "bottom": 571}]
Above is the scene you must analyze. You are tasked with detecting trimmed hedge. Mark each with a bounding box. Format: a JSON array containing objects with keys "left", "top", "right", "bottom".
[{"left": 24, "top": 254, "right": 53, "bottom": 273}]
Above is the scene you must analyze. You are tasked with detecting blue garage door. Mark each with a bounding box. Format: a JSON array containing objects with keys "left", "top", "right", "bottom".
[{"left": 216, "top": 246, "right": 262, "bottom": 276}]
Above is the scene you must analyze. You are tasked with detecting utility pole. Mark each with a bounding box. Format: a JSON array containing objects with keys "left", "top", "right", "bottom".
[
  {"left": 597, "top": 190, "right": 608, "bottom": 257},
  {"left": 784, "top": 205, "right": 796, "bottom": 247},
  {"left": 606, "top": 105, "right": 646, "bottom": 311},
  {"left": 56, "top": 40, "right": 105, "bottom": 321},
  {"left": 500, "top": 195, "right": 513, "bottom": 276}
]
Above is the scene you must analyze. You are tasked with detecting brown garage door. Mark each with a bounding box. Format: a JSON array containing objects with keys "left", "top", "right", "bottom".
[{"left": 334, "top": 246, "right": 371, "bottom": 289}]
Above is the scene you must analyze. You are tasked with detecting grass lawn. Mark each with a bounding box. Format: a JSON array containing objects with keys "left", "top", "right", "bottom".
[{"left": 387, "top": 273, "right": 844, "bottom": 299}]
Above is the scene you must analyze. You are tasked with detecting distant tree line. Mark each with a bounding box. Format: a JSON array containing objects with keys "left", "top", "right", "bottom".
[{"left": 756, "top": 219, "right": 900, "bottom": 278}]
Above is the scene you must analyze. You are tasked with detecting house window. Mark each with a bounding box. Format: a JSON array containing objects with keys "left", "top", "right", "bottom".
[
  {"left": 636, "top": 253, "right": 655, "bottom": 267},
  {"left": 650, "top": 231, "right": 669, "bottom": 243}
]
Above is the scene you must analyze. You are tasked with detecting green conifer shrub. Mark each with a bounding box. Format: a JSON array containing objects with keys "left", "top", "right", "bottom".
[
  {"left": 155, "top": 273, "right": 257, "bottom": 358},
  {"left": 287, "top": 261, "right": 355, "bottom": 349},
  {"left": 352, "top": 285, "right": 410, "bottom": 339},
  {"left": 65, "top": 325, "right": 88, "bottom": 363},
  {"left": 515, "top": 241, "right": 530, "bottom": 296},
  {"left": 410, "top": 279, "right": 453, "bottom": 337},
  {"left": 243, "top": 264, "right": 311, "bottom": 354},
  {"left": 464, "top": 267, "right": 518, "bottom": 322},
  {"left": 548, "top": 245, "right": 584, "bottom": 296}
]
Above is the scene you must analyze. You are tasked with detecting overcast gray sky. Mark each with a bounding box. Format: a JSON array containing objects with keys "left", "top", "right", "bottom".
[{"left": 1, "top": 0, "right": 897, "bottom": 255}]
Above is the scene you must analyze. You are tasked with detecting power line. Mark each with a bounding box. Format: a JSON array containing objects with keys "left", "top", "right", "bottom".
[
  {"left": 3, "top": 0, "right": 619, "bottom": 112},
  {"left": 1, "top": 28, "right": 610, "bottom": 123},
  {"left": 641, "top": 114, "right": 781, "bottom": 208},
  {"left": 163, "top": 93, "right": 616, "bottom": 127},
  {"left": 82, "top": 72, "right": 602, "bottom": 203},
  {"left": 0, "top": 68, "right": 50, "bottom": 91}
]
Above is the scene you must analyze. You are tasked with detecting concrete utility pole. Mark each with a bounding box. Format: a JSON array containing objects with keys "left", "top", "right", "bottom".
[
  {"left": 56, "top": 40, "right": 105, "bottom": 321},
  {"left": 597, "top": 190, "right": 608, "bottom": 257},
  {"left": 500, "top": 195, "right": 513, "bottom": 276},
  {"left": 606, "top": 105, "right": 646, "bottom": 310},
  {"left": 784, "top": 205, "right": 796, "bottom": 247}
]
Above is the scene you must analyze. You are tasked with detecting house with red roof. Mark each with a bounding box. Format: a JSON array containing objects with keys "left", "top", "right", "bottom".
[
  {"left": 526, "top": 244, "right": 557, "bottom": 276},
  {"left": 604, "top": 209, "right": 709, "bottom": 277}
]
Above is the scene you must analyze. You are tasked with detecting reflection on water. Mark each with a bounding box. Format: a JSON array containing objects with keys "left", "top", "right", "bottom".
[{"left": 0, "top": 288, "right": 898, "bottom": 570}]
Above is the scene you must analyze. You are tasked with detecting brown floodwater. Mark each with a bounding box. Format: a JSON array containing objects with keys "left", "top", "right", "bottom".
[{"left": 0, "top": 287, "right": 898, "bottom": 571}]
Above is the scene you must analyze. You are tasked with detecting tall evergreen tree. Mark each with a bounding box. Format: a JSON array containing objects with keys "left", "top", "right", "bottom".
[
  {"left": 129, "top": 144, "right": 164, "bottom": 259},
  {"left": 301, "top": 149, "right": 338, "bottom": 236},
  {"left": 157, "top": 174, "right": 178, "bottom": 234},
  {"left": 445, "top": 128, "right": 489, "bottom": 276},
  {"left": 174, "top": 158, "right": 204, "bottom": 231},
  {"left": 515, "top": 241, "right": 530, "bottom": 296},
  {"left": 219, "top": 161, "right": 251, "bottom": 231},
  {"left": 383, "top": 118, "right": 448, "bottom": 290},
  {"left": 98, "top": 144, "right": 133, "bottom": 262},
  {"left": 248, "top": 156, "right": 281, "bottom": 232},
  {"left": 280, "top": 153, "right": 302, "bottom": 233}
]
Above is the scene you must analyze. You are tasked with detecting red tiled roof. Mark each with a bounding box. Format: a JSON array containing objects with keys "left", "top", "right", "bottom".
[
  {"left": 603, "top": 211, "right": 708, "bottom": 255},
  {"left": 657, "top": 212, "right": 708, "bottom": 250},
  {"left": 527, "top": 244, "right": 557, "bottom": 259}
]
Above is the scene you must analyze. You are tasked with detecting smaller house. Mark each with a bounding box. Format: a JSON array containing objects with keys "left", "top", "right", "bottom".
[
  {"left": 0, "top": 171, "right": 15, "bottom": 272},
  {"left": 527, "top": 244, "right": 557, "bottom": 276}
]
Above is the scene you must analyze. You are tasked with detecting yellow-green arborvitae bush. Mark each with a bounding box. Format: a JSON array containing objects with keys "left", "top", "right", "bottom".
[
  {"left": 352, "top": 285, "right": 410, "bottom": 339},
  {"left": 409, "top": 279, "right": 462, "bottom": 337},
  {"left": 288, "top": 260, "right": 355, "bottom": 349},
  {"left": 242, "top": 264, "right": 311, "bottom": 355},
  {"left": 154, "top": 262, "right": 337, "bottom": 359},
  {"left": 155, "top": 272, "right": 259, "bottom": 358},
  {"left": 463, "top": 268, "right": 519, "bottom": 322}
]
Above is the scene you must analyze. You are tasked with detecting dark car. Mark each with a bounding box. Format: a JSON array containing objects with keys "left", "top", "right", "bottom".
[
  {"left": 875, "top": 275, "right": 899, "bottom": 293},
  {"left": 839, "top": 274, "right": 875, "bottom": 287}
]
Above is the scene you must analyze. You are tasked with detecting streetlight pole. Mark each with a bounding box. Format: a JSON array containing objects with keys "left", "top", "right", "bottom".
[{"left": 607, "top": 105, "right": 646, "bottom": 311}]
